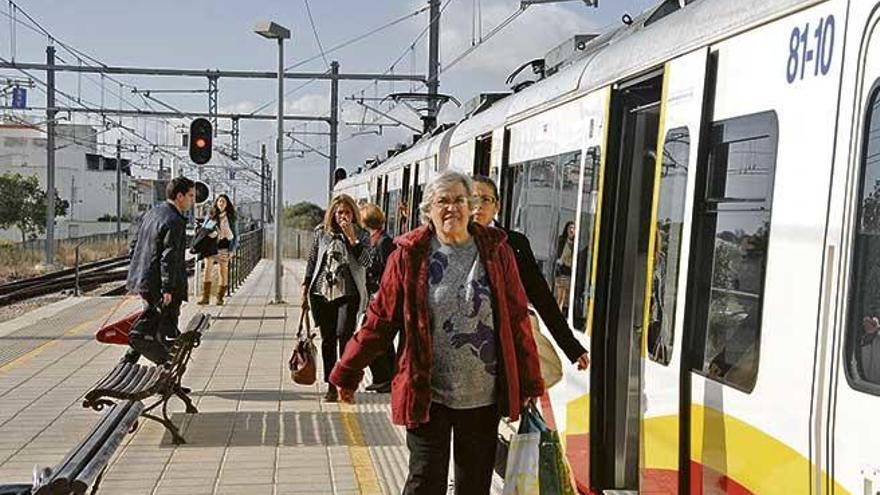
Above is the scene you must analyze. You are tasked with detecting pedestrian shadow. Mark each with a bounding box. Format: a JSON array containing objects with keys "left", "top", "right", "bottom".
[{"left": 161, "top": 409, "right": 403, "bottom": 448}]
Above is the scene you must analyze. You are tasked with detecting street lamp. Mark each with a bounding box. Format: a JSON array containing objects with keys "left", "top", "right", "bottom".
[{"left": 254, "top": 20, "right": 291, "bottom": 304}]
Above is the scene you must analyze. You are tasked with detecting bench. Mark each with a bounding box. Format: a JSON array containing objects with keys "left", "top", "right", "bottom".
[
  {"left": 0, "top": 400, "right": 144, "bottom": 495},
  {"left": 82, "top": 312, "right": 210, "bottom": 445}
]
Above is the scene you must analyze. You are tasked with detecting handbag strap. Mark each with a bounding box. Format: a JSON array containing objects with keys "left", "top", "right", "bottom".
[{"left": 297, "top": 309, "right": 314, "bottom": 339}]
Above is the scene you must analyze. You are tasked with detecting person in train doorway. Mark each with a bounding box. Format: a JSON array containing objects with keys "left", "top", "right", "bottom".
[
  {"left": 330, "top": 171, "right": 545, "bottom": 495},
  {"left": 125, "top": 176, "right": 195, "bottom": 365},
  {"left": 358, "top": 203, "right": 396, "bottom": 393},
  {"left": 196, "top": 194, "right": 238, "bottom": 306},
  {"left": 302, "top": 194, "right": 372, "bottom": 402},
  {"left": 471, "top": 175, "right": 591, "bottom": 371},
  {"left": 555, "top": 221, "right": 576, "bottom": 310}
]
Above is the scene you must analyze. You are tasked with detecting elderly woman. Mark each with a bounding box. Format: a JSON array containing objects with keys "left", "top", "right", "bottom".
[
  {"left": 302, "top": 194, "right": 371, "bottom": 402},
  {"left": 331, "top": 171, "right": 544, "bottom": 495}
]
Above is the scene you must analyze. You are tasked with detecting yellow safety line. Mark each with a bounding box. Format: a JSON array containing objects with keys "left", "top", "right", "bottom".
[
  {"left": 641, "top": 66, "right": 671, "bottom": 357},
  {"left": 0, "top": 304, "right": 120, "bottom": 373},
  {"left": 338, "top": 401, "right": 383, "bottom": 494},
  {"left": 585, "top": 87, "right": 612, "bottom": 337}
]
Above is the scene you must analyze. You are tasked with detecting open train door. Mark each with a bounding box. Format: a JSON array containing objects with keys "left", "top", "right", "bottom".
[{"left": 638, "top": 47, "right": 708, "bottom": 494}]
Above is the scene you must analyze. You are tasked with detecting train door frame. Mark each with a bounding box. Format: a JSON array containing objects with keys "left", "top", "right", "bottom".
[
  {"left": 591, "top": 68, "right": 665, "bottom": 491},
  {"left": 635, "top": 48, "right": 709, "bottom": 495}
]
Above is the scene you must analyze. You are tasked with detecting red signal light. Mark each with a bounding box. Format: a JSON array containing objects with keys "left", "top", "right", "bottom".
[{"left": 195, "top": 138, "right": 207, "bottom": 148}]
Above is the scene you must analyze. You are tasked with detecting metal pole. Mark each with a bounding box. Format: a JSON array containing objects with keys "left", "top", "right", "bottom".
[
  {"left": 74, "top": 243, "right": 81, "bottom": 297},
  {"left": 45, "top": 45, "right": 56, "bottom": 267},
  {"left": 260, "top": 144, "right": 266, "bottom": 226},
  {"left": 116, "top": 139, "right": 122, "bottom": 236},
  {"left": 329, "top": 61, "right": 339, "bottom": 203},
  {"left": 273, "top": 38, "right": 284, "bottom": 303},
  {"left": 425, "top": 0, "right": 441, "bottom": 133}
]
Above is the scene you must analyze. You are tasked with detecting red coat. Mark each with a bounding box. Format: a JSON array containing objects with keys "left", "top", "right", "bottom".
[{"left": 330, "top": 223, "right": 545, "bottom": 428}]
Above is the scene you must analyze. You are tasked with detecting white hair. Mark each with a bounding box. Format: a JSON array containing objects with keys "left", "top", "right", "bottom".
[{"left": 418, "top": 171, "right": 474, "bottom": 225}]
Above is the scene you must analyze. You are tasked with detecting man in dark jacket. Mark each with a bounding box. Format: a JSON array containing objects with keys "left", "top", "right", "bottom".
[
  {"left": 471, "top": 175, "right": 590, "bottom": 370},
  {"left": 126, "top": 176, "right": 195, "bottom": 363}
]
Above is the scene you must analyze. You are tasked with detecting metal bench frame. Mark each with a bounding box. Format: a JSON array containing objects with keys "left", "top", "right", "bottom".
[{"left": 82, "top": 313, "right": 209, "bottom": 444}]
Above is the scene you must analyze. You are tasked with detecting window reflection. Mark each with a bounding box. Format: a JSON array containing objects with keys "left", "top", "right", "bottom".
[
  {"left": 507, "top": 150, "right": 583, "bottom": 313},
  {"left": 695, "top": 111, "right": 778, "bottom": 393},
  {"left": 848, "top": 86, "right": 880, "bottom": 389},
  {"left": 648, "top": 128, "right": 689, "bottom": 365},
  {"left": 574, "top": 147, "right": 600, "bottom": 331}
]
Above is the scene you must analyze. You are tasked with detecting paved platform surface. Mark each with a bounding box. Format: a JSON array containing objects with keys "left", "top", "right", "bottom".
[{"left": 0, "top": 259, "right": 504, "bottom": 494}]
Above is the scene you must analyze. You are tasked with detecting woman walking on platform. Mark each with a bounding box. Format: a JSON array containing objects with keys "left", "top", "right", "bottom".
[
  {"left": 197, "top": 194, "right": 237, "bottom": 306},
  {"left": 303, "top": 194, "right": 371, "bottom": 402},
  {"left": 330, "top": 172, "right": 544, "bottom": 495}
]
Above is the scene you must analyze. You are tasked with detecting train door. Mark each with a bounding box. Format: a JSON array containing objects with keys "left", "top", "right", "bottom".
[
  {"left": 638, "top": 49, "right": 707, "bottom": 494},
  {"left": 591, "top": 70, "right": 664, "bottom": 491},
  {"left": 411, "top": 162, "right": 423, "bottom": 230},
  {"left": 831, "top": 4, "right": 880, "bottom": 493},
  {"left": 401, "top": 165, "right": 412, "bottom": 233},
  {"left": 474, "top": 133, "right": 492, "bottom": 176}
]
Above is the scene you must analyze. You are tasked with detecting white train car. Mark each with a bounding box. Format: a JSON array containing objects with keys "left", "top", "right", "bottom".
[{"left": 336, "top": 0, "right": 880, "bottom": 492}]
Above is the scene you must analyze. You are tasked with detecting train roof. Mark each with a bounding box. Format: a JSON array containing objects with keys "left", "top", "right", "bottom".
[{"left": 508, "top": 0, "right": 821, "bottom": 117}]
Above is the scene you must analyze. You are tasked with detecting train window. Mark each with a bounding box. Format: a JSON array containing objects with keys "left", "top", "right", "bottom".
[
  {"left": 508, "top": 151, "right": 582, "bottom": 297},
  {"left": 693, "top": 111, "right": 778, "bottom": 393},
  {"left": 385, "top": 189, "right": 401, "bottom": 237},
  {"left": 846, "top": 84, "right": 880, "bottom": 393},
  {"left": 648, "top": 127, "right": 690, "bottom": 365},
  {"left": 573, "top": 147, "right": 600, "bottom": 331}
]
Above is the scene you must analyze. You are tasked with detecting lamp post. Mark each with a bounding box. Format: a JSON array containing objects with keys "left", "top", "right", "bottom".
[{"left": 254, "top": 20, "right": 291, "bottom": 304}]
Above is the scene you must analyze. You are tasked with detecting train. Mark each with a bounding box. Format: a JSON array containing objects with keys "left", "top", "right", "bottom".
[{"left": 334, "top": 0, "right": 880, "bottom": 493}]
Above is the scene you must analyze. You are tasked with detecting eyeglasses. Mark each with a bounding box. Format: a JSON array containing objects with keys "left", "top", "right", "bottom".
[
  {"left": 432, "top": 196, "right": 469, "bottom": 209},
  {"left": 472, "top": 195, "right": 497, "bottom": 206}
]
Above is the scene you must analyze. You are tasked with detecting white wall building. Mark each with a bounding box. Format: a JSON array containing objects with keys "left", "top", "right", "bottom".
[{"left": 0, "top": 122, "right": 133, "bottom": 241}]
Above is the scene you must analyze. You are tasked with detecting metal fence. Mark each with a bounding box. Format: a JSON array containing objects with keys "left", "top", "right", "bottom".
[
  {"left": 13, "top": 231, "right": 129, "bottom": 253},
  {"left": 224, "top": 228, "right": 264, "bottom": 295},
  {"left": 262, "top": 227, "right": 315, "bottom": 260}
]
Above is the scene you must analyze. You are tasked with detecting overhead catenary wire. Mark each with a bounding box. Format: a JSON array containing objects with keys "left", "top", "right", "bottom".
[{"left": 303, "top": 0, "right": 329, "bottom": 69}]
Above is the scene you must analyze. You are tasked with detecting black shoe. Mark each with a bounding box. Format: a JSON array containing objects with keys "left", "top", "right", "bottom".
[
  {"left": 123, "top": 349, "right": 141, "bottom": 364},
  {"left": 324, "top": 386, "right": 338, "bottom": 402}
]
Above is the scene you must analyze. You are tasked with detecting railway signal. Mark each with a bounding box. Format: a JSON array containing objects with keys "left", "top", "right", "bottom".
[{"left": 189, "top": 118, "right": 213, "bottom": 165}]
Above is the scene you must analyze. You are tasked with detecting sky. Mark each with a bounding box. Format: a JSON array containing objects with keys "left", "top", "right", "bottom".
[{"left": 0, "top": 0, "right": 657, "bottom": 208}]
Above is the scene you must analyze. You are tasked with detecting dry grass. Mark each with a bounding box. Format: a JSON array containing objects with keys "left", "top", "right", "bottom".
[{"left": 0, "top": 240, "right": 129, "bottom": 285}]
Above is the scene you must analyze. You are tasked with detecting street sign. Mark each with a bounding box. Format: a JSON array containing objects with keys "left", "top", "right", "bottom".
[{"left": 11, "top": 87, "right": 26, "bottom": 109}]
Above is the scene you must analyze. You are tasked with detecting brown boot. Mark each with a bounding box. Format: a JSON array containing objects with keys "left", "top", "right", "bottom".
[
  {"left": 216, "top": 285, "right": 227, "bottom": 306},
  {"left": 197, "top": 282, "right": 211, "bottom": 305}
]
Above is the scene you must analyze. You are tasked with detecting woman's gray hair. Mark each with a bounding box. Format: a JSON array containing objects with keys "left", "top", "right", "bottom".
[{"left": 418, "top": 171, "right": 474, "bottom": 225}]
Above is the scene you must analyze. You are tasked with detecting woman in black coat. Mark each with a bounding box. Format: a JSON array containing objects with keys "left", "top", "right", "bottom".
[{"left": 471, "top": 176, "right": 590, "bottom": 370}]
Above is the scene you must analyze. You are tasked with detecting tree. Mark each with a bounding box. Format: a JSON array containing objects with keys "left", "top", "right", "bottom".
[
  {"left": 283, "top": 201, "right": 325, "bottom": 230},
  {"left": 0, "top": 173, "right": 69, "bottom": 243}
]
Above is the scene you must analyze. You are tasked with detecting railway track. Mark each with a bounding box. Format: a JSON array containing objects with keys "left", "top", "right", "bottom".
[{"left": 0, "top": 257, "right": 196, "bottom": 306}]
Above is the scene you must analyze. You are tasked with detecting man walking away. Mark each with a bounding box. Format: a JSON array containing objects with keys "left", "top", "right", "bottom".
[{"left": 125, "top": 176, "right": 195, "bottom": 364}]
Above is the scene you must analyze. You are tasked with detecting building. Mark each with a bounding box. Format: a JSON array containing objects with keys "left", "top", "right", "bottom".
[{"left": 0, "top": 122, "right": 133, "bottom": 241}]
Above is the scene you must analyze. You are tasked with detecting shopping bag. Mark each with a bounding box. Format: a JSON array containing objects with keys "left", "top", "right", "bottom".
[
  {"left": 530, "top": 314, "right": 563, "bottom": 388},
  {"left": 95, "top": 310, "right": 143, "bottom": 345},
  {"left": 289, "top": 310, "right": 317, "bottom": 385},
  {"left": 501, "top": 428, "right": 541, "bottom": 495},
  {"left": 503, "top": 405, "right": 577, "bottom": 495}
]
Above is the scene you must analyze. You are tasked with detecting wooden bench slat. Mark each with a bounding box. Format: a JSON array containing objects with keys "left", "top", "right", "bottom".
[
  {"left": 117, "top": 365, "right": 148, "bottom": 396},
  {"left": 71, "top": 401, "right": 144, "bottom": 494}
]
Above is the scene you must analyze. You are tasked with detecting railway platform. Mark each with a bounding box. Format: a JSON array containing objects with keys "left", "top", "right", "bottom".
[{"left": 0, "top": 259, "right": 504, "bottom": 495}]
